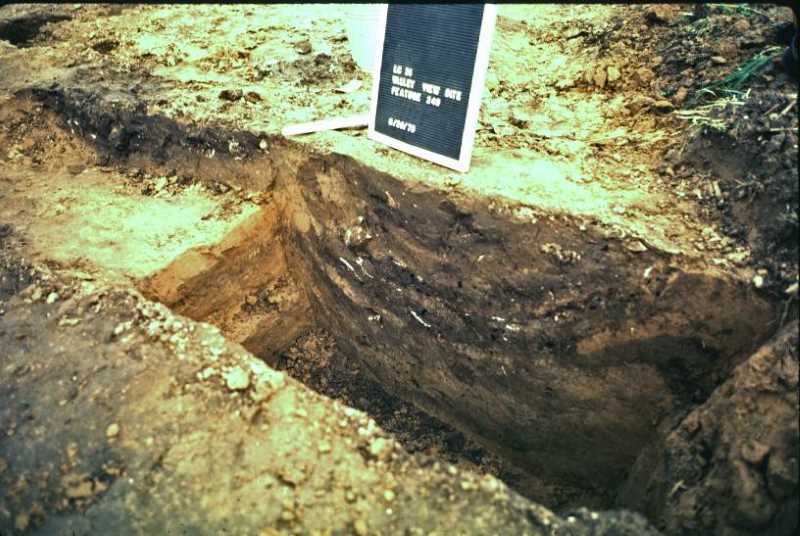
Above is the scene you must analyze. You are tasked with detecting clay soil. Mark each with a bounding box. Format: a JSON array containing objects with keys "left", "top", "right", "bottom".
[{"left": 0, "top": 4, "right": 797, "bottom": 536}]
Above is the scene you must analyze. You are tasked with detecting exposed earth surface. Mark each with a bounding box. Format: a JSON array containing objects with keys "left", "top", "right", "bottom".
[{"left": 0, "top": 4, "right": 797, "bottom": 536}]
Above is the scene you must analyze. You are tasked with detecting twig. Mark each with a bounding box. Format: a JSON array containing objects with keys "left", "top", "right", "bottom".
[{"left": 777, "top": 100, "right": 797, "bottom": 118}]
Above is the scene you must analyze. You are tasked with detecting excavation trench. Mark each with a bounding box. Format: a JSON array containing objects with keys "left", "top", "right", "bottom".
[
  {"left": 134, "top": 142, "right": 777, "bottom": 509},
  {"left": 14, "top": 89, "right": 782, "bottom": 511}
]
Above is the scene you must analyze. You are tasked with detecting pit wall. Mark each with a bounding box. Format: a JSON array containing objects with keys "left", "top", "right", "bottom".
[
  {"left": 275, "top": 151, "right": 777, "bottom": 498},
  {"left": 24, "top": 87, "right": 781, "bottom": 502}
]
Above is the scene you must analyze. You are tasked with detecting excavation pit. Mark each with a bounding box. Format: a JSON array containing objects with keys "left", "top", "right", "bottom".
[{"left": 0, "top": 93, "right": 780, "bottom": 513}]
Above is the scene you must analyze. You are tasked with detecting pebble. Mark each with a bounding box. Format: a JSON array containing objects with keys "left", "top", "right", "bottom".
[
  {"left": 368, "top": 437, "right": 386, "bottom": 458},
  {"left": 673, "top": 87, "right": 689, "bottom": 105},
  {"left": 46, "top": 292, "right": 59, "bottom": 304},
  {"left": 353, "top": 519, "right": 368, "bottom": 536},
  {"left": 198, "top": 367, "right": 217, "bottom": 381},
  {"left": 224, "top": 366, "right": 251, "bottom": 390},
  {"left": 383, "top": 489, "right": 395, "bottom": 502},
  {"left": 752, "top": 274, "right": 764, "bottom": 289},
  {"left": 652, "top": 100, "right": 674, "bottom": 111},
  {"left": 606, "top": 65, "right": 621, "bottom": 83},
  {"left": 732, "top": 19, "right": 750, "bottom": 33},
  {"left": 593, "top": 67, "right": 607, "bottom": 88},
  {"left": 106, "top": 423, "right": 120, "bottom": 439},
  {"left": 295, "top": 40, "right": 312, "bottom": 55},
  {"left": 219, "top": 89, "right": 243, "bottom": 101},
  {"left": 15, "top": 512, "right": 29, "bottom": 531},
  {"left": 245, "top": 91, "right": 262, "bottom": 103},
  {"left": 635, "top": 67, "right": 655, "bottom": 86},
  {"left": 625, "top": 240, "right": 648, "bottom": 252},
  {"left": 710, "top": 56, "right": 727, "bottom": 65}
]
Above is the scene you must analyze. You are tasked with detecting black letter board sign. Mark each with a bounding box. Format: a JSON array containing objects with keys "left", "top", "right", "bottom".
[{"left": 368, "top": 4, "right": 497, "bottom": 173}]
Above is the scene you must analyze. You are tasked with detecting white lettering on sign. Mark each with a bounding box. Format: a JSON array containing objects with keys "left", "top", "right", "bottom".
[
  {"left": 421, "top": 82, "right": 441, "bottom": 96},
  {"left": 391, "top": 75, "right": 416, "bottom": 89},
  {"left": 444, "top": 88, "right": 462, "bottom": 101},
  {"left": 425, "top": 95, "right": 441, "bottom": 107},
  {"left": 390, "top": 85, "right": 422, "bottom": 102},
  {"left": 393, "top": 64, "right": 414, "bottom": 77},
  {"left": 388, "top": 117, "right": 417, "bottom": 133}
]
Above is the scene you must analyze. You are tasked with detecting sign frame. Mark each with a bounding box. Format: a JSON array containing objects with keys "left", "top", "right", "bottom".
[{"left": 367, "top": 4, "right": 497, "bottom": 173}]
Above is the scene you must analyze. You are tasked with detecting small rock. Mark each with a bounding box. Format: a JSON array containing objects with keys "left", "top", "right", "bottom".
[
  {"left": 244, "top": 91, "right": 262, "bottom": 103},
  {"left": 67, "top": 164, "right": 86, "bottom": 175},
  {"left": 113, "top": 322, "right": 128, "bottom": 336},
  {"left": 344, "top": 225, "right": 373, "bottom": 248},
  {"left": 710, "top": 56, "right": 727, "bottom": 65},
  {"left": 279, "top": 464, "right": 307, "bottom": 486},
  {"left": 785, "top": 282, "right": 798, "bottom": 296},
  {"left": 752, "top": 274, "right": 764, "bottom": 288},
  {"left": 555, "top": 77, "right": 575, "bottom": 90},
  {"left": 733, "top": 19, "right": 750, "bottom": 33},
  {"left": 224, "top": 366, "right": 250, "bottom": 390},
  {"left": 480, "top": 474, "right": 500, "bottom": 493},
  {"left": 383, "top": 489, "right": 395, "bottom": 502},
  {"left": 508, "top": 107, "right": 531, "bottom": 129},
  {"left": 246, "top": 295, "right": 258, "bottom": 306},
  {"left": 15, "top": 512, "right": 29, "bottom": 531},
  {"left": 635, "top": 67, "right": 655, "bottom": 86},
  {"left": 673, "top": 87, "right": 689, "bottom": 105},
  {"left": 106, "top": 423, "right": 120, "bottom": 439},
  {"left": 368, "top": 437, "right": 387, "bottom": 459},
  {"left": 625, "top": 240, "right": 648, "bottom": 252},
  {"left": 249, "top": 364, "right": 285, "bottom": 402},
  {"left": 259, "top": 139, "right": 269, "bottom": 151},
  {"left": 606, "top": 65, "right": 621, "bottom": 83},
  {"left": 728, "top": 250, "right": 749, "bottom": 263},
  {"left": 593, "top": 67, "right": 608, "bottom": 88},
  {"left": 198, "top": 366, "right": 217, "bottom": 380},
  {"left": 644, "top": 5, "right": 679, "bottom": 25},
  {"left": 652, "top": 100, "right": 674, "bottom": 112},
  {"left": 46, "top": 292, "right": 59, "bottom": 304},
  {"left": 295, "top": 40, "right": 312, "bottom": 55},
  {"left": 353, "top": 519, "right": 368, "bottom": 536},
  {"left": 335, "top": 79, "right": 363, "bottom": 94},
  {"left": 219, "top": 89, "right": 243, "bottom": 101}
]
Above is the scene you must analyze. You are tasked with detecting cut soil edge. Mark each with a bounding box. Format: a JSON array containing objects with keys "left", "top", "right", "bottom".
[{"left": 13, "top": 86, "right": 786, "bottom": 513}]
